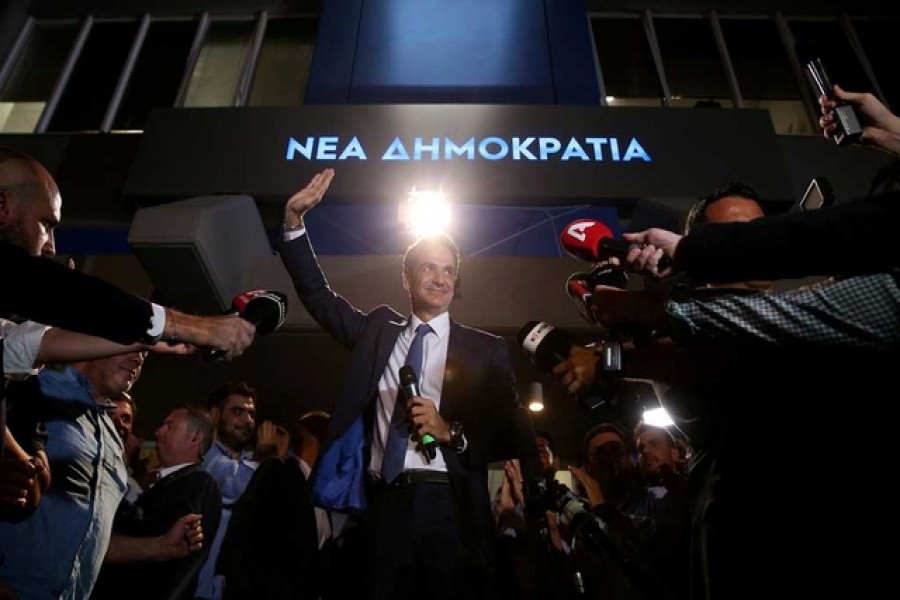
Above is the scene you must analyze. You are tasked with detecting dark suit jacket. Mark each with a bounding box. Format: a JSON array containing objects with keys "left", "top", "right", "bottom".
[
  {"left": 277, "top": 232, "right": 522, "bottom": 558},
  {"left": 216, "top": 456, "right": 321, "bottom": 600},
  {"left": 91, "top": 463, "right": 222, "bottom": 600},
  {"left": 1, "top": 240, "right": 153, "bottom": 344}
]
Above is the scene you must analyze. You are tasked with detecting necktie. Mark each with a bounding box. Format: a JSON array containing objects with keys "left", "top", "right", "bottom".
[{"left": 382, "top": 323, "right": 432, "bottom": 482}]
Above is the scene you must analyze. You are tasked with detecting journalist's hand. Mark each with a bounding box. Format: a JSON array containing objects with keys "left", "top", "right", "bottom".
[
  {"left": 622, "top": 229, "right": 681, "bottom": 278},
  {"left": 819, "top": 85, "right": 900, "bottom": 155},
  {"left": 552, "top": 345, "right": 598, "bottom": 394}
]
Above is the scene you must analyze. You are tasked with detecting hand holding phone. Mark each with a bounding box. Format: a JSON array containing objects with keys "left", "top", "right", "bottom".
[{"left": 806, "top": 58, "right": 862, "bottom": 146}]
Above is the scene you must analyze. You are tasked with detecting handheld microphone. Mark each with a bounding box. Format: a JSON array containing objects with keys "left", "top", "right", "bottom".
[
  {"left": 231, "top": 289, "right": 288, "bottom": 334},
  {"left": 517, "top": 321, "right": 575, "bottom": 373},
  {"left": 518, "top": 320, "right": 623, "bottom": 377},
  {"left": 205, "top": 289, "right": 288, "bottom": 359},
  {"left": 399, "top": 365, "right": 437, "bottom": 461},
  {"left": 566, "top": 273, "right": 597, "bottom": 325},
  {"left": 561, "top": 219, "right": 670, "bottom": 271},
  {"left": 560, "top": 219, "right": 631, "bottom": 263},
  {"left": 567, "top": 263, "right": 631, "bottom": 325}
]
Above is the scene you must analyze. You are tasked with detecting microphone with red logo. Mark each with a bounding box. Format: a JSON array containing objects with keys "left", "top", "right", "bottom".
[
  {"left": 205, "top": 289, "right": 288, "bottom": 359},
  {"left": 560, "top": 219, "right": 671, "bottom": 272},
  {"left": 567, "top": 264, "right": 631, "bottom": 325},
  {"left": 566, "top": 272, "right": 597, "bottom": 325},
  {"left": 560, "top": 219, "right": 633, "bottom": 263}
]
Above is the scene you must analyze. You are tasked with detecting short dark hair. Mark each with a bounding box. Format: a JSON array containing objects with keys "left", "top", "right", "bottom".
[
  {"left": 581, "top": 422, "right": 629, "bottom": 462},
  {"left": 633, "top": 421, "right": 675, "bottom": 447},
  {"left": 292, "top": 410, "right": 330, "bottom": 451},
  {"left": 0, "top": 146, "right": 47, "bottom": 209},
  {"left": 207, "top": 381, "right": 256, "bottom": 411},
  {"left": 534, "top": 429, "right": 555, "bottom": 451},
  {"left": 402, "top": 233, "right": 462, "bottom": 292},
  {"left": 113, "top": 391, "right": 137, "bottom": 421},
  {"left": 684, "top": 182, "right": 761, "bottom": 235}
]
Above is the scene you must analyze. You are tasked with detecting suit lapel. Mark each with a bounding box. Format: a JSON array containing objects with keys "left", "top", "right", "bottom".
[{"left": 440, "top": 319, "right": 464, "bottom": 416}]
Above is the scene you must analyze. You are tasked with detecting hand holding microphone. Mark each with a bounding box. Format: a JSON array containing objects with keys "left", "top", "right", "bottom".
[
  {"left": 518, "top": 320, "right": 623, "bottom": 397},
  {"left": 567, "top": 263, "right": 630, "bottom": 325},
  {"left": 205, "top": 289, "right": 288, "bottom": 360},
  {"left": 399, "top": 365, "right": 438, "bottom": 461},
  {"left": 561, "top": 218, "right": 673, "bottom": 278}
]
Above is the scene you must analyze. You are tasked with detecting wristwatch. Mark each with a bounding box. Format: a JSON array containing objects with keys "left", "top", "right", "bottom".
[{"left": 448, "top": 421, "right": 466, "bottom": 453}]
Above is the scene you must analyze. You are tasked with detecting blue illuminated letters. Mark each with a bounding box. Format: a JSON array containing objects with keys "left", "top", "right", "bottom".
[{"left": 286, "top": 136, "right": 651, "bottom": 163}]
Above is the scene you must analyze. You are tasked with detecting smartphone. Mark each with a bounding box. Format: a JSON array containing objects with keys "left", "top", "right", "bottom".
[
  {"left": 805, "top": 58, "right": 862, "bottom": 146},
  {"left": 797, "top": 177, "right": 835, "bottom": 211}
]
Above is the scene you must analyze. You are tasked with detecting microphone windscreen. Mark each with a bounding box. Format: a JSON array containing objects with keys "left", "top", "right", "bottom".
[
  {"left": 517, "top": 321, "right": 574, "bottom": 373},
  {"left": 241, "top": 291, "right": 288, "bottom": 335},
  {"left": 566, "top": 273, "right": 597, "bottom": 325},
  {"left": 560, "top": 219, "right": 616, "bottom": 262}
]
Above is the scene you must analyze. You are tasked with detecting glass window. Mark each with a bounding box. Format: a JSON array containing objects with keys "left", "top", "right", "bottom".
[
  {"left": 0, "top": 24, "right": 77, "bottom": 133},
  {"left": 47, "top": 21, "right": 139, "bottom": 132},
  {"left": 852, "top": 17, "right": 900, "bottom": 113},
  {"left": 591, "top": 16, "right": 662, "bottom": 107},
  {"left": 183, "top": 20, "right": 254, "bottom": 107},
  {"left": 248, "top": 17, "right": 317, "bottom": 106},
  {"left": 113, "top": 20, "right": 197, "bottom": 131},
  {"left": 788, "top": 19, "right": 873, "bottom": 96},
  {"left": 720, "top": 18, "right": 810, "bottom": 135},
  {"left": 654, "top": 17, "right": 733, "bottom": 108}
]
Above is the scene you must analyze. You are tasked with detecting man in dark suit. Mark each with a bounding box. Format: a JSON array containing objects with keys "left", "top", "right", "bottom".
[
  {"left": 93, "top": 405, "right": 222, "bottom": 600},
  {"left": 276, "top": 169, "right": 524, "bottom": 599}
]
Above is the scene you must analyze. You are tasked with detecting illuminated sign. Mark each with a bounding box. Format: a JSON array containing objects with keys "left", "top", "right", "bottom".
[
  {"left": 126, "top": 105, "right": 793, "bottom": 203},
  {"left": 285, "top": 135, "right": 651, "bottom": 162}
]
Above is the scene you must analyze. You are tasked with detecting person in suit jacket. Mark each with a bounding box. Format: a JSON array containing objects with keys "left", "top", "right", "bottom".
[
  {"left": 93, "top": 405, "right": 222, "bottom": 600},
  {"left": 276, "top": 169, "right": 525, "bottom": 600}
]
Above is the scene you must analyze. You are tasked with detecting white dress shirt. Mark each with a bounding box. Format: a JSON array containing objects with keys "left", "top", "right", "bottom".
[{"left": 370, "top": 312, "right": 450, "bottom": 476}]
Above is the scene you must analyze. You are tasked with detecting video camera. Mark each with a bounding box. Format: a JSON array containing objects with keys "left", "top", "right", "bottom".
[{"left": 525, "top": 476, "right": 659, "bottom": 596}]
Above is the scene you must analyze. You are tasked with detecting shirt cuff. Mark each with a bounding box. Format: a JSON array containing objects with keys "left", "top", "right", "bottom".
[
  {"left": 283, "top": 225, "right": 306, "bottom": 242},
  {"left": 2, "top": 320, "right": 51, "bottom": 378},
  {"left": 145, "top": 303, "right": 166, "bottom": 343}
]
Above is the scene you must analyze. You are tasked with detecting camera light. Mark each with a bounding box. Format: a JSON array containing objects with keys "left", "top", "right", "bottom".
[
  {"left": 399, "top": 187, "right": 451, "bottom": 237},
  {"left": 642, "top": 406, "right": 674, "bottom": 428}
]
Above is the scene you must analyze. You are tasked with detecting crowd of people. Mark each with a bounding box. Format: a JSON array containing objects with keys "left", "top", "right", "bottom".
[{"left": 0, "top": 84, "right": 897, "bottom": 599}]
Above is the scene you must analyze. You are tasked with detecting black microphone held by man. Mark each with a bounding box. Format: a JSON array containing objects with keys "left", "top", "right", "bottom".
[
  {"left": 398, "top": 365, "right": 438, "bottom": 461},
  {"left": 205, "top": 289, "right": 288, "bottom": 359}
]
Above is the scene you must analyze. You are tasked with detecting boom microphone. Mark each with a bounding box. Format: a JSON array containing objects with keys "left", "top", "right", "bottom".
[
  {"left": 399, "top": 365, "right": 437, "bottom": 461},
  {"left": 206, "top": 289, "right": 288, "bottom": 359}
]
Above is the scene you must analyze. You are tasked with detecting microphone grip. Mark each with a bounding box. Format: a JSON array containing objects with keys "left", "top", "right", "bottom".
[
  {"left": 204, "top": 309, "right": 244, "bottom": 361},
  {"left": 421, "top": 434, "right": 437, "bottom": 460},
  {"left": 401, "top": 381, "right": 437, "bottom": 461},
  {"left": 599, "top": 239, "right": 672, "bottom": 272}
]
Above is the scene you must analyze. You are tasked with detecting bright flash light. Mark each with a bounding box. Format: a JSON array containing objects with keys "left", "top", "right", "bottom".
[
  {"left": 642, "top": 406, "right": 674, "bottom": 428},
  {"left": 400, "top": 187, "right": 451, "bottom": 237},
  {"left": 527, "top": 382, "right": 544, "bottom": 412},
  {"left": 605, "top": 95, "right": 616, "bottom": 103}
]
